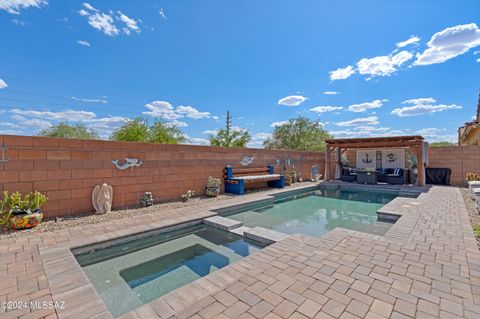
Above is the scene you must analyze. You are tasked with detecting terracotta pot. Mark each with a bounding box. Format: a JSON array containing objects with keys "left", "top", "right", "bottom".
[{"left": 10, "top": 210, "right": 43, "bottom": 230}]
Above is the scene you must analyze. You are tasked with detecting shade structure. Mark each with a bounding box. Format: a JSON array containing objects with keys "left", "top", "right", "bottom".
[{"left": 324, "top": 135, "right": 427, "bottom": 186}]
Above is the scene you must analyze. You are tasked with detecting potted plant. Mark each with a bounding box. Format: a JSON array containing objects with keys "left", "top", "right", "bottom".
[
  {"left": 205, "top": 176, "right": 221, "bottom": 197},
  {"left": 181, "top": 190, "right": 195, "bottom": 202},
  {"left": 3, "top": 191, "right": 46, "bottom": 230}
]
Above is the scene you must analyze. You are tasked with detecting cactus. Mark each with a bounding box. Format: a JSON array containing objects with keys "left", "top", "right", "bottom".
[{"left": 30, "top": 191, "right": 48, "bottom": 211}]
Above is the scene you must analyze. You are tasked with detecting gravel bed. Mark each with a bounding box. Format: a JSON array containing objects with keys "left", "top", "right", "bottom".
[
  {"left": 0, "top": 182, "right": 316, "bottom": 240},
  {"left": 460, "top": 188, "right": 480, "bottom": 247}
]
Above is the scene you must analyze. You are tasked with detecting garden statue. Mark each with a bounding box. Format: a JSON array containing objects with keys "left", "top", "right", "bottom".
[
  {"left": 141, "top": 192, "right": 154, "bottom": 207},
  {"left": 92, "top": 183, "right": 113, "bottom": 214}
]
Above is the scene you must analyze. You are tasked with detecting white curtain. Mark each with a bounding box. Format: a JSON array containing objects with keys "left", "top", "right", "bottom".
[{"left": 381, "top": 149, "right": 405, "bottom": 168}]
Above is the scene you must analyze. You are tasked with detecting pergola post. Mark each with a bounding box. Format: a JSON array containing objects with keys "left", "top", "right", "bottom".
[
  {"left": 324, "top": 146, "right": 330, "bottom": 181},
  {"left": 416, "top": 143, "right": 424, "bottom": 186}
]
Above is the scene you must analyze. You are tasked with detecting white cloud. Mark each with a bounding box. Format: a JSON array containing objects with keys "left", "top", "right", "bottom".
[
  {"left": 118, "top": 11, "right": 140, "bottom": 34},
  {"left": 12, "top": 19, "right": 26, "bottom": 26},
  {"left": 329, "top": 65, "right": 355, "bottom": 80},
  {"left": 202, "top": 129, "right": 218, "bottom": 135},
  {"left": 415, "top": 23, "right": 480, "bottom": 65},
  {"left": 10, "top": 108, "right": 96, "bottom": 121},
  {"left": 80, "top": 3, "right": 142, "bottom": 37},
  {"left": 77, "top": 40, "right": 90, "bottom": 47},
  {"left": 477, "top": 58, "right": 480, "bottom": 63},
  {"left": 396, "top": 36, "right": 421, "bottom": 48},
  {"left": 348, "top": 99, "right": 384, "bottom": 112},
  {"left": 143, "top": 100, "right": 181, "bottom": 120},
  {"left": 0, "top": 78, "right": 7, "bottom": 89},
  {"left": 323, "top": 91, "right": 339, "bottom": 95},
  {"left": 270, "top": 121, "right": 288, "bottom": 127},
  {"left": 190, "top": 137, "right": 209, "bottom": 146},
  {"left": 335, "top": 116, "right": 379, "bottom": 127},
  {"left": 391, "top": 98, "right": 462, "bottom": 117},
  {"left": 8, "top": 108, "right": 129, "bottom": 138},
  {"left": 415, "top": 127, "right": 443, "bottom": 137},
  {"left": 143, "top": 100, "right": 211, "bottom": 123},
  {"left": 71, "top": 96, "right": 107, "bottom": 103},
  {"left": 83, "top": 2, "right": 97, "bottom": 12},
  {"left": 165, "top": 119, "right": 188, "bottom": 127},
  {"left": 310, "top": 106, "right": 343, "bottom": 113},
  {"left": 176, "top": 105, "right": 210, "bottom": 119},
  {"left": 0, "top": 0, "right": 47, "bottom": 14},
  {"left": 86, "top": 11, "right": 119, "bottom": 36},
  {"left": 331, "top": 126, "right": 392, "bottom": 138},
  {"left": 277, "top": 95, "right": 307, "bottom": 106},
  {"left": 402, "top": 97, "right": 436, "bottom": 105},
  {"left": 159, "top": 8, "right": 167, "bottom": 20},
  {"left": 248, "top": 132, "right": 272, "bottom": 148},
  {"left": 357, "top": 51, "right": 414, "bottom": 78},
  {"left": 10, "top": 115, "right": 51, "bottom": 130}
]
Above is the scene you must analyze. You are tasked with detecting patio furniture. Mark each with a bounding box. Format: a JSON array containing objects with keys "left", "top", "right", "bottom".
[
  {"left": 426, "top": 167, "right": 451, "bottom": 185},
  {"left": 340, "top": 168, "right": 357, "bottom": 182},
  {"left": 224, "top": 165, "right": 285, "bottom": 195},
  {"left": 357, "top": 171, "right": 377, "bottom": 184},
  {"left": 386, "top": 168, "right": 409, "bottom": 185}
]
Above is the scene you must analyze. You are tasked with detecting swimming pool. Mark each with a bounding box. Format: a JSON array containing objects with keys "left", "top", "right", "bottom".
[
  {"left": 225, "top": 188, "right": 404, "bottom": 238},
  {"left": 75, "top": 224, "right": 264, "bottom": 317}
]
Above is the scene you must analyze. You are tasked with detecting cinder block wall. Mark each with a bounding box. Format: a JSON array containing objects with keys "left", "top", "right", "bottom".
[
  {"left": 0, "top": 135, "right": 325, "bottom": 217},
  {"left": 428, "top": 146, "right": 480, "bottom": 186}
]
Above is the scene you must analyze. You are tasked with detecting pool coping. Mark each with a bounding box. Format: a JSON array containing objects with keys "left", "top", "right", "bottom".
[{"left": 23, "top": 181, "right": 433, "bottom": 319}]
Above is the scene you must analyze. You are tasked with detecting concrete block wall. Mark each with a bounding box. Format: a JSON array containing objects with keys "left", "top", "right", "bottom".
[{"left": 0, "top": 135, "right": 325, "bottom": 218}]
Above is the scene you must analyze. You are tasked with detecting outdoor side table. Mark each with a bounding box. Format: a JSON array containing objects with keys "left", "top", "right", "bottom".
[{"left": 357, "top": 171, "right": 377, "bottom": 184}]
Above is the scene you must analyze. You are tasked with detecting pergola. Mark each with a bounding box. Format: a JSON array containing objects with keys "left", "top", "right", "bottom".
[{"left": 324, "top": 135, "right": 427, "bottom": 186}]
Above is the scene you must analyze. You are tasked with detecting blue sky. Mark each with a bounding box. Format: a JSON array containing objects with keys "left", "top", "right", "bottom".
[{"left": 1, "top": 0, "right": 479, "bottom": 147}]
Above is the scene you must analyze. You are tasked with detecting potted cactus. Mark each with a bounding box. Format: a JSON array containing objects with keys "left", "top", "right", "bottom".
[
  {"left": 2, "top": 191, "right": 46, "bottom": 230},
  {"left": 205, "top": 176, "right": 221, "bottom": 197}
]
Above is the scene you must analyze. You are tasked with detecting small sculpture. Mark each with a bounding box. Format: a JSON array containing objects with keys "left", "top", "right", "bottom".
[
  {"left": 92, "top": 183, "right": 113, "bottom": 214},
  {"left": 112, "top": 158, "right": 143, "bottom": 170},
  {"left": 141, "top": 192, "right": 154, "bottom": 207}
]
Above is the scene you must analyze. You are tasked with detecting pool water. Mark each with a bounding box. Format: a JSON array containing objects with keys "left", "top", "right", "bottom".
[
  {"left": 227, "top": 189, "right": 398, "bottom": 238},
  {"left": 75, "top": 225, "right": 263, "bottom": 317}
]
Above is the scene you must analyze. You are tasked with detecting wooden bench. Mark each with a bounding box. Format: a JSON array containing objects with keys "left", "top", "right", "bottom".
[{"left": 224, "top": 165, "right": 285, "bottom": 195}]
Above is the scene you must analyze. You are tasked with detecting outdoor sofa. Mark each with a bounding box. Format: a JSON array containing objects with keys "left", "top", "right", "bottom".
[{"left": 341, "top": 167, "right": 409, "bottom": 185}]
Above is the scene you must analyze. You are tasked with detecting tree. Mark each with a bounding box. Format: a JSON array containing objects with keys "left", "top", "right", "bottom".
[
  {"left": 209, "top": 111, "right": 251, "bottom": 147},
  {"left": 148, "top": 121, "right": 186, "bottom": 144},
  {"left": 429, "top": 141, "right": 456, "bottom": 147},
  {"left": 263, "top": 116, "right": 331, "bottom": 151},
  {"left": 110, "top": 119, "right": 149, "bottom": 142},
  {"left": 110, "top": 119, "right": 186, "bottom": 144},
  {"left": 38, "top": 122, "right": 99, "bottom": 139}
]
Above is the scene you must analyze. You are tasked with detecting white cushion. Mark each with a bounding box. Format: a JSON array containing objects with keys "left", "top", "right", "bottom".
[{"left": 235, "top": 174, "right": 281, "bottom": 181}]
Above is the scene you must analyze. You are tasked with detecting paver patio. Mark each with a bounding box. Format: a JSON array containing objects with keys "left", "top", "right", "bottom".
[{"left": 1, "top": 184, "right": 479, "bottom": 319}]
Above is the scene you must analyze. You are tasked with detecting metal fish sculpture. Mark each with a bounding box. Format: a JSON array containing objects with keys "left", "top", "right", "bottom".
[
  {"left": 112, "top": 158, "right": 143, "bottom": 170},
  {"left": 240, "top": 155, "right": 254, "bottom": 166}
]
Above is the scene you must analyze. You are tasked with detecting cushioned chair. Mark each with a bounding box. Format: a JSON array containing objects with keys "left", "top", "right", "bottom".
[{"left": 385, "top": 168, "right": 409, "bottom": 185}]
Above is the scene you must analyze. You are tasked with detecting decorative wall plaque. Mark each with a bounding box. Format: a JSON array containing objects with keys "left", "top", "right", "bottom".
[{"left": 112, "top": 158, "right": 143, "bottom": 170}]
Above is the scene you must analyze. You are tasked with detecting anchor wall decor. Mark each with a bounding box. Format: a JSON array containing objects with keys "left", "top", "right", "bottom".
[
  {"left": 112, "top": 158, "right": 143, "bottom": 170},
  {"left": 356, "top": 150, "right": 376, "bottom": 169}
]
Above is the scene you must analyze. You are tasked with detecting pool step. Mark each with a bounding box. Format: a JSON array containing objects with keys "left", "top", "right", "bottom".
[
  {"left": 203, "top": 216, "right": 243, "bottom": 231},
  {"left": 243, "top": 227, "right": 289, "bottom": 245}
]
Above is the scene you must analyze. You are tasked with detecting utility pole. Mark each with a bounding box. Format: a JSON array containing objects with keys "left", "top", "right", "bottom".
[{"left": 226, "top": 111, "right": 232, "bottom": 146}]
